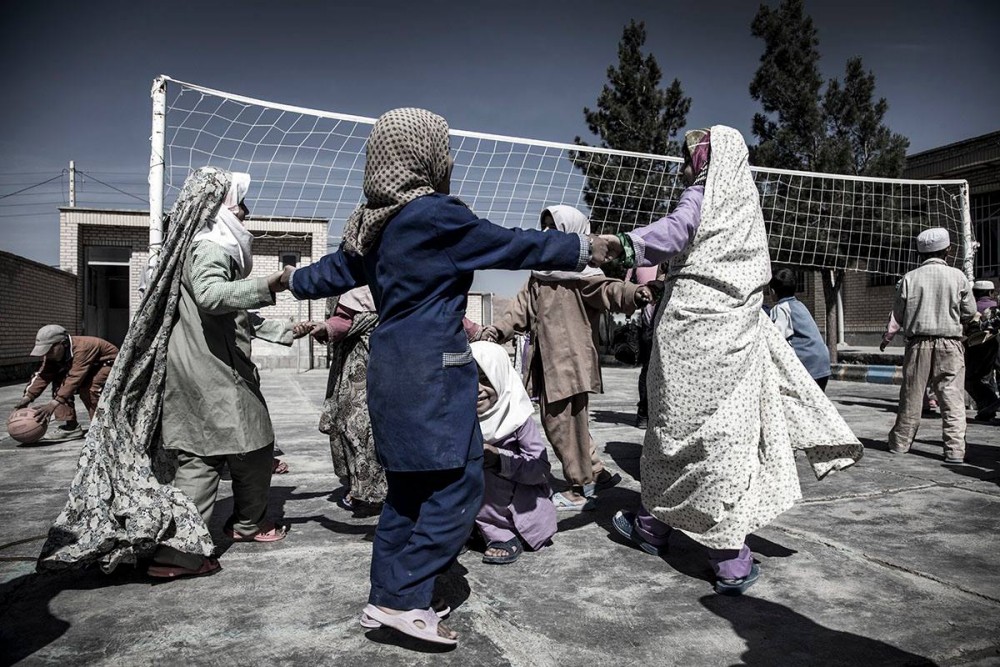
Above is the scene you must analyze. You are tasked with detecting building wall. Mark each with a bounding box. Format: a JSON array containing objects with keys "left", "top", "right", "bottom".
[
  {"left": 60, "top": 208, "right": 329, "bottom": 370},
  {"left": 0, "top": 251, "right": 78, "bottom": 382}
]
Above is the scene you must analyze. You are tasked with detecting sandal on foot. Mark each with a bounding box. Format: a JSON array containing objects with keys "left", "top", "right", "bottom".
[
  {"left": 147, "top": 557, "right": 221, "bottom": 580},
  {"left": 225, "top": 521, "right": 288, "bottom": 543},
  {"left": 611, "top": 510, "right": 668, "bottom": 556},
  {"left": 360, "top": 604, "right": 457, "bottom": 645},
  {"left": 715, "top": 563, "right": 760, "bottom": 596},
  {"left": 552, "top": 491, "right": 596, "bottom": 512},
  {"left": 360, "top": 598, "right": 450, "bottom": 628},
  {"left": 482, "top": 538, "right": 522, "bottom": 565},
  {"left": 272, "top": 459, "right": 289, "bottom": 474}
]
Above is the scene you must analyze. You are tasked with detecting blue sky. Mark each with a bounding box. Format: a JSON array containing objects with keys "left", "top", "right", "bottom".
[{"left": 1, "top": 0, "right": 997, "bottom": 295}]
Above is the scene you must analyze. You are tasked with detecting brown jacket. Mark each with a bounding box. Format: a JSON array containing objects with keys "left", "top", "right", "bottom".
[
  {"left": 494, "top": 275, "right": 640, "bottom": 402},
  {"left": 25, "top": 335, "right": 119, "bottom": 402}
]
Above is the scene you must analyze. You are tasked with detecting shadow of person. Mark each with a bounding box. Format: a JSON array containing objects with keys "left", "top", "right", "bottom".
[
  {"left": 699, "top": 594, "right": 935, "bottom": 666},
  {"left": 0, "top": 565, "right": 145, "bottom": 664},
  {"left": 940, "top": 440, "right": 1000, "bottom": 487},
  {"left": 590, "top": 409, "right": 639, "bottom": 426},
  {"left": 603, "top": 440, "right": 642, "bottom": 482}
]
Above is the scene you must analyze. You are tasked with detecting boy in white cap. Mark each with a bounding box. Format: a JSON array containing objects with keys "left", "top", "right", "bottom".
[
  {"left": 965, "top": 280, "right": 999, "bottom": 421},
  {"left": 14, "top": 324, "right": 119, "bottom": 441},
  {"left": 887, "top": 228, "right": 977, "bottom": 462}
]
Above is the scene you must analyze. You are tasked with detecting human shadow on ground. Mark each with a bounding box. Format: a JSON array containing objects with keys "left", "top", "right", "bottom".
[
  {"left": 700, "top": 594, "right": 936, "bottom": 666},
  {"left": 0, "top": 564, "right": 144, "bottom": 664},
  {"left": 590, "top": 409, "right": 640, "bottom": 427},
  {"left": 210, "top": 485, "right": 368, "bottom": 556},
  {"left": 603, "top": 440, "right": 642, "bottom": 482}
]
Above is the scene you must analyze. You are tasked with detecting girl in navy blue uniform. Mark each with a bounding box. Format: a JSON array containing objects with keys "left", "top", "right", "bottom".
[{"left": 287, "top": 108, "right": 606, "bottom": 645}]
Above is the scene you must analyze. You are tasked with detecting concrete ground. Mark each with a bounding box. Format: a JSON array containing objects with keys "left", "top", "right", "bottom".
[{"left": 1, "top": 368, "right": 998, "bottom": 666}]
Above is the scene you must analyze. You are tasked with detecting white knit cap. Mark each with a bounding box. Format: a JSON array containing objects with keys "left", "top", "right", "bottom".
[
  {"left": 973, "top": 280, "right": 995, "bottom": 290},
  {"left": 916, "top": 227, "right": 950, "bottom": 253}
]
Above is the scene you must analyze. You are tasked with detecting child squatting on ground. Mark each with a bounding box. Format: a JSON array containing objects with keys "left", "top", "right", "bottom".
[{"left": 471, "top": 341, "right": 557, "bottom": 565}]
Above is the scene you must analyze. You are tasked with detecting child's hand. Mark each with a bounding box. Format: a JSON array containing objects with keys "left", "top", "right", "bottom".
[
  {"left": 483, "top": 444, "right": 501, "bottom": 471},
  {"left": 479, "top": 326, "right": 501, "bottom": 343},
  {"left": 635, "top": 286, "right": 654, "bottom": 304}
]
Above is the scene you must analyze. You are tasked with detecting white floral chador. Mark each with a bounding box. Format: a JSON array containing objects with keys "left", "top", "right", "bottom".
[{"left": 641, "top": 126, "right": 863, "bottom": 550}]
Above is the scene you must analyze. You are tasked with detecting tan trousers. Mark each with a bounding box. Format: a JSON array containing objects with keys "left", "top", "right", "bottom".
[
  {"left": 539, "top": 391, "right": 604, "bottom": 488},
  {"left": 888, "top": 338, "right": 967, "bottom": 459},
  {"left": 153, "top": 443, "right": 274, "bottom": 568}
]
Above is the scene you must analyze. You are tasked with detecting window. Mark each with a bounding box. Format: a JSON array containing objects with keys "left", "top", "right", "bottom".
[{"left": 280, "top": 252, "right": 299, "bottom": 268}]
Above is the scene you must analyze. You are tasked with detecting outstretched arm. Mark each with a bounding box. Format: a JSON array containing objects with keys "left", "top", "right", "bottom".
[{"left": 288, "top": 245, "right": 368, "bottom": 300}]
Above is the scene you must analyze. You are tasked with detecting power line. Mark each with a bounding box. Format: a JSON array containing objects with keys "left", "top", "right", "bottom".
[
  {"left": 0, "top": 174, "right": 64, "bottom": 200},
  {"left": 77, "top": 170, "right": 147, "bottom": 203}
]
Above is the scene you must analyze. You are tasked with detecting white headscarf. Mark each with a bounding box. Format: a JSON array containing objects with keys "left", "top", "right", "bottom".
[
  {"left": 532, "top": 205, "right": 604, "bottom": 282},
  {"left": 192, "top": 171, "right": 254, "bottom": 277},
  {"left": 471, "top": 341, "right": 535, "bottom": 443}
]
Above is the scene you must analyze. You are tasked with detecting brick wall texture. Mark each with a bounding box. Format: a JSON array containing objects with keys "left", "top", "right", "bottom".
[{"left": 0, "top": 251, "right": 78, "bottom": 381}]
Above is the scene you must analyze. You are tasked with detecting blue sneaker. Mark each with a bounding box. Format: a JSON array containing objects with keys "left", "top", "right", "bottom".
[{"left": 611, "top": 510, "right": 668, "bottom": 557}]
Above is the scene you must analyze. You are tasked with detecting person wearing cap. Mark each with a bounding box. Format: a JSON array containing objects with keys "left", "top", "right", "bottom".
[
  {"left": 14, "top": 325, "right": 118, "bottom": 441},
  {"left": 887, "top": 228, "right": 977, "bottom": 463},
  {"left": 964, "top": 280, "right": 999, "bottom": 422}
]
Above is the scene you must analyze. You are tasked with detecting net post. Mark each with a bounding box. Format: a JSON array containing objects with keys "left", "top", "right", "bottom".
[
  {"left": 144, "top": 76, "right": 167, "bottom": 294},
  {"left": 958, "top": 181, "right": 976, "bottom": 280}
]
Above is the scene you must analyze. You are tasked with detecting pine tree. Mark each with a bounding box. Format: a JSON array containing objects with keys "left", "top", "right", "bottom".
[
  {"left": 749, "top": 0, "right": 911, "bottom": 361},
  {"left": 571, "top": 20, "right": 691, "bottom": 234}
]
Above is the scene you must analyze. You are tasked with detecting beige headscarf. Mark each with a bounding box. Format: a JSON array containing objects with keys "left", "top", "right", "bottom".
[
  {"left": 341, "top": 108, "right": 452, "bottom": 255},
  {"left": 531, "top": 205, "right": 603, "bottom": 282},
  {"left": 192, "top": 171, "right": 254, "bottom": 277}
]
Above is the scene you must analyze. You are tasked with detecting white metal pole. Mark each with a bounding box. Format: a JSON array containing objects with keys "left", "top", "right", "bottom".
[
  {"left": 68, "top": 160, "right": 76, "bottom": 206},
  {"left": 959, "top": 181, "right": 977, "bottom": 280},
  {"left": 146, "top": 76, "right": 167, "bottom": 290},
  {"left": 836, "top": 287, "right": 846, "bottom": 347}
]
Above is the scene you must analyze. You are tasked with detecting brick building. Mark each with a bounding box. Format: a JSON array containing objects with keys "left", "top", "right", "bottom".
[
  {"left": 57, "top": 207, "right": 495, "bottom": 371},
  {"left": 59, "top": 207, "right": 329, "bottom": 369},
  {"left": 0, "top": 251, "right": 78, "bottom": 382},
  {"left": 785, "top": 131, "right": 1000, "bottom": 347}
]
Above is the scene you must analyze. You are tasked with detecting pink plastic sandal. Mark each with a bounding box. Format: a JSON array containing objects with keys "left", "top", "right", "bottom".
[
  {"left": 360, "top": 604, "right": 457, "bottom": 645},
  {"left": 360, "top": 599, "right": 450, "bottom": 628},
  {"left": 225, "top": 521, "right": 288, "bottom": 543}
]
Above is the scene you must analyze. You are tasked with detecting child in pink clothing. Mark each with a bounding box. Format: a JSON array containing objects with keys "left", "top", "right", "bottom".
[{"left": 471, "top": 341, "right": 556, "bottom": 565}]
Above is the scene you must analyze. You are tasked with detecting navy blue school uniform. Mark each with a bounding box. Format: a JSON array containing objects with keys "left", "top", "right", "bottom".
[{"left": 290, "top": 192, "right": 586, "bottom": 609}]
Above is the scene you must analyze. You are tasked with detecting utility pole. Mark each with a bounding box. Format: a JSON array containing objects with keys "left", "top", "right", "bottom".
[{"left": 69, "top": 160, "right": 76, "bottom": 207}]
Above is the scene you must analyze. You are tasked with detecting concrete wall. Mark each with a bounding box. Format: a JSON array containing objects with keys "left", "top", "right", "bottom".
[
  {"left": 59, "top": 208, "right": 329, "bottom": 370},
  {"left": 0, "top": 251, "right": 78, "bottom": 382}
]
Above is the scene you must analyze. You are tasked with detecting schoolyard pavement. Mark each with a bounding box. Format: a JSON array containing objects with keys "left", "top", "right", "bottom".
[{"left": 1, "top": 367, "right": 998, "bottom": 666}]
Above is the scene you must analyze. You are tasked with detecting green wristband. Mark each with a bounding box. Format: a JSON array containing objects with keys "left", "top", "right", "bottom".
[{"left": 616, "top": 232, "right": 636, "bottom": 269}]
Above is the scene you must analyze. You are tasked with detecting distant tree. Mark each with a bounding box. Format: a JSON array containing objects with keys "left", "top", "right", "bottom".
[
  {"left": 822, "top": 57, "right": 909, "bottom": 177},
  {"left": 749, "top": 0, "right": 825, "bottom": 171},
  {"left": 570, "top": 20, "right": 691, "bottom": 235},
  {"left": 749, "top": 0, "right": 911, "bottom": 361}
]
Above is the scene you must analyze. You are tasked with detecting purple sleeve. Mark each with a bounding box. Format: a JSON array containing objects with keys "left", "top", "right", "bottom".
[
  {"left": 626, "top": 186, "right": 703, "bottom": 267},
  {"left": 498, "top": 419, "right": 551, "bottom": 485}
]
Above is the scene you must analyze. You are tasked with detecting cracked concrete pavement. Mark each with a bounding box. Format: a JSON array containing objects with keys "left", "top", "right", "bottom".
[{"left": 1, "top": 368, "right": 998, "bottom": 666}]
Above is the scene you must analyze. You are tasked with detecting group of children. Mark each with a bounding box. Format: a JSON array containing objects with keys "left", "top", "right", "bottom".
[{"left": 36, "top": 110, "right": 865, "bottom": 648}]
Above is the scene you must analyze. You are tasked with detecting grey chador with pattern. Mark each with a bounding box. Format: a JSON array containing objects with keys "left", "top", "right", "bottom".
[
  {"left": 341, "top": 108, "right": 452, "bottom": 255},
  {"left": 641, "top": 126, "right": 864, "bottom": 551},
  {"left": 37, "top": 167, "right": 233, "bottom": 571}
]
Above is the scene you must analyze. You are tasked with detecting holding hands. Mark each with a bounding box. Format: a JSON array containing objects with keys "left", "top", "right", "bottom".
[
  {"left": 292, "top": 321, "right": 328, "bottom": 341},
  {"left": 479, "top": 326, "right": 501, "bottom": 343},
  {"left": 267, "top": 266, "right": 295, "bottom": 294},
  {"left": 588, "top": 234, "right": 624, "bottom": 267}
]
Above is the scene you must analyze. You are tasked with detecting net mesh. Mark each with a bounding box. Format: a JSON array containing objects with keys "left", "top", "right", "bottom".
[{"left": 162, "top": 78, "right": 974, "bottom": 277}]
